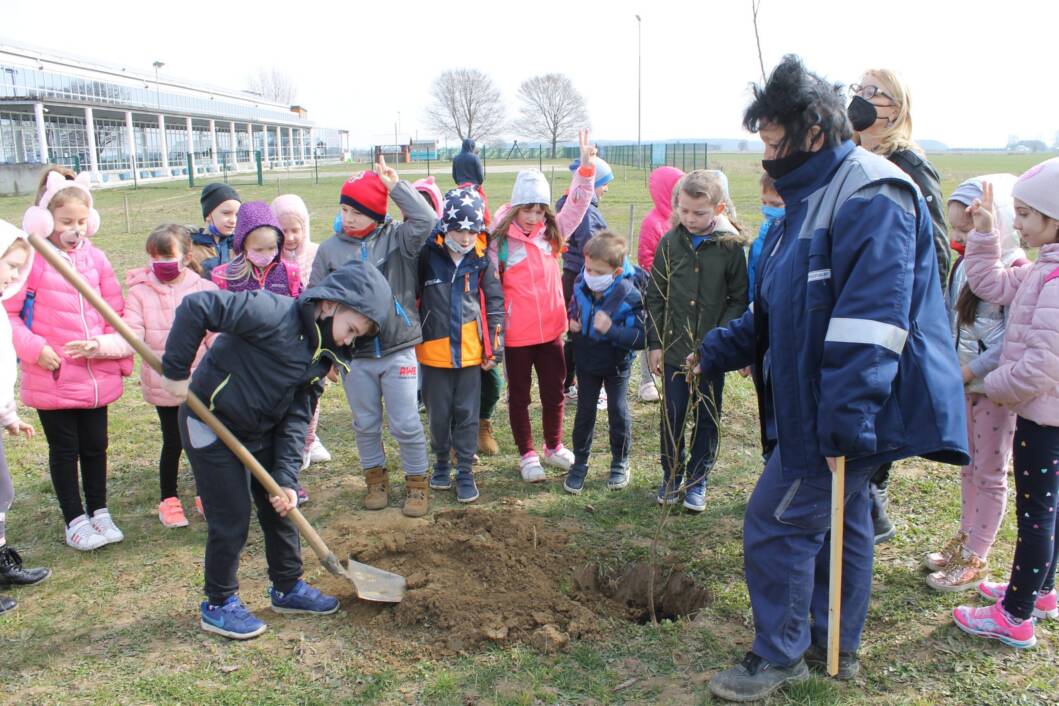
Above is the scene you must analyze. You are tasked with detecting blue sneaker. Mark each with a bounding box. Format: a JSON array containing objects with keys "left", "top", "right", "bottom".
[
  {"left": 455, "top": 469, "right": 480, "bottom": 503},
  {"left": 563, "top": 465, "right": 588, "bottom": 495},
  {"left": 430, "top": 465, "right": 452, "bottom": 491},
  {"left": 200, "top": 594, "right": 267, "bottom": 640},
  {"left": 683, "top": 478, "right": 707, "bottom": 513},
  {"left": 657, "top": 476, "right": 683, "bottom": 505},
  {"left": 607, "top": 463, "right": 630, "bottom": 490},
  {"left": 269, "top": 579, "right": 340, "bottom": 615}
]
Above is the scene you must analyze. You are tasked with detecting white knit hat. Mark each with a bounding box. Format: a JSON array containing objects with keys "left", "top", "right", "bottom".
[
  {"left": 1012, "top": 157, "right": 1059, "bottom": 221},
  {"left": 510, "top": 170, "right": 551, "bottom": 207}
]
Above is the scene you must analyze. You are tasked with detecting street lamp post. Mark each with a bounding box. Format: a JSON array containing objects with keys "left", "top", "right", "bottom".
[
  {"left": 635, "top": 14, "right": 642, "bottom": 169},
  {"left": 152, "top": 60, "right": 164, "bottom": 110}
]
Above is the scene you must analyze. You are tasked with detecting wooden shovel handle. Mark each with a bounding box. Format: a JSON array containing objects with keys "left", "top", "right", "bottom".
[
  {"left": 26, "top": 234, "right": 336, "bottom": 564},
  {"left": 827, "top": 456, "right": 846, "bottom": 677}
]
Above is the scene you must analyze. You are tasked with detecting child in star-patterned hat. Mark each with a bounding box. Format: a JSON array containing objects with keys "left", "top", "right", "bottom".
[{"left": 414, "top": 188, "right": 504, "bottom": 503}]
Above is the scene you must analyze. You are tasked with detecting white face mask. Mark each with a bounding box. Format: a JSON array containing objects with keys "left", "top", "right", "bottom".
[
  {"left": 445, "top": 234, "right": 475, "bottom": 255},
  {"left": 584, "top": 272, "right": 615, "bottom": 293}
]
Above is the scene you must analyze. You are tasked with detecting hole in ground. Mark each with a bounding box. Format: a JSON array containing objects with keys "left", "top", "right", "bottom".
[{"left": 573, "top": 561, "right": 710, "bottom": 624}]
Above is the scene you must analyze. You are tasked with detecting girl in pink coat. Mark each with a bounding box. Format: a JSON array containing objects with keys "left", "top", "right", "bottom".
[
  {"left": 67, "top": 224, "right": 218, "bottom": 529},
  {"left": 953, "top": 157, "right": 1059, "bottom": 649},
  {"left": 488, "top": 129, "right": 595, "bottom": 482},
  {"left": 5, "top": 167, "right": 131, "bottom": 552}
]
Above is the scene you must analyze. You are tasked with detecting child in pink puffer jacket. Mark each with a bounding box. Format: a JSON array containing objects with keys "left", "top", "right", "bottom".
[
  {"left": 4, "top": 167, "right": 132, "bottom": 552},
  {"left": 953, "top": 157, "right": 1059, "bottom": 650},
  {"left": 68, "top": 224, "right": 217, "bottom": 529}
]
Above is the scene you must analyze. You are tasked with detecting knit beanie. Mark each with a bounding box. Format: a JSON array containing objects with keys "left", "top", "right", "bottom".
[
  {"left": 340, "top": 171, "right": 388, "bottom": 223},
  {"left": 413, "top": 176, "right": 444, "bottom": 219},
  {"left": 568, "top": 158, "right": 614, "bottom": 188},
  {"left": 510, "top": 170, "right": 551, "bottom": 207},
  {"left": 442, "top": 187, "right": 485, "bottom": 233},
  {"left": 233, "top": 201, "right": 284, "bottom": 253},
  {"left": 1012, "top": 157, "right": 1059, "bottom": 221},
  {"left": 200, "top": 183, "right": 241, "bottom": 219}
]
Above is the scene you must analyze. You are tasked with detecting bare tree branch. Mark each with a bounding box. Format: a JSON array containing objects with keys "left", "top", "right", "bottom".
[
  {"left": 425, "top": 69, "right": 506, "bottom": 143},
  {"left": 513, "top": 74, "right": 589, "bottom": 158},
  {"left": 751, "top": 0, "right": 767, "bottom": 83},
  {"left": 246, "top": 67, "right": 298, "bottom": 105}
]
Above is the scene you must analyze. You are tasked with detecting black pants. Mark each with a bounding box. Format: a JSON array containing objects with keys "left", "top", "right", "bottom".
[
  {"left": 422, "top": 365, "right": 480, "bottom": 472},
  {"left": 660, "top": 366, "right": 724, "bottom": 486},
  {"left": 571, "top": 366, "right": 632, "bottom": 472},
  {"left": 562, "top": 269, "right": 578, "bottom": 391},
  {"left": 178, "top": 406, "right": 301, "bottom": 605},
  {"left": 37, "top": 407, "right": 109, "bottom": 525},
  {"left": 156, "top": 406, "right": 184, "bottom": 501},
  {"left": 1002, "top": 417, "right": 1059, "bottom": 620}
]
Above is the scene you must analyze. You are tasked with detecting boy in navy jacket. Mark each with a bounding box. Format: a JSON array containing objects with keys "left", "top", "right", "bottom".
[{"left": 564, "top": 231, "right": 646, "bottom": 493}]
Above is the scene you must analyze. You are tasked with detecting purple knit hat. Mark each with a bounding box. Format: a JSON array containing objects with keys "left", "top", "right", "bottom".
[{"left": 233, "top": 201, "right": 284, "bottom": 253}]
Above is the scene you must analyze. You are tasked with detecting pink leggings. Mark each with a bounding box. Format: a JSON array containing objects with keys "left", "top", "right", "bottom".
[{"left": 960, "top": 393, "right": 1016, "bottom": 558}]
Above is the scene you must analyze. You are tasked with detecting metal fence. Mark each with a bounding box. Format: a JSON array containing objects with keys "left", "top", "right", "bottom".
[{"left": 599, "top": 143, "right": 711, "bottom": 171}]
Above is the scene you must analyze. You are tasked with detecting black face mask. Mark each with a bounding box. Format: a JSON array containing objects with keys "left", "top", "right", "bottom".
[
  {"left": 761, "top": 150, "right": 814, "bottom": 180},
  {"left": 847, "top": 96, "right": 879, "bottom": 132},
  {"left": 316, "top": 315, "right": 345, "bottom": 357}
]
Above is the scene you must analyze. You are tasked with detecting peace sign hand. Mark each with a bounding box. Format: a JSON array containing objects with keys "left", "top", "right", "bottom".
[
  {"left": 578, "top": 128, "right": 595, "bottom": 169},
  {"left": 966, "top": 180, "right": 995, "bottom": 234},
  {"left": 374, "top": 155, "right": 399, "bottom": 191}
]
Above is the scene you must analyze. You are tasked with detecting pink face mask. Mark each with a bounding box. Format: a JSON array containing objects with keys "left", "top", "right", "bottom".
[
  {"left": 246, "top": 251, "right": 277, "bottom": 269},
  {"left": 151, "top": 259, "right": 182, "bottom": 282}
]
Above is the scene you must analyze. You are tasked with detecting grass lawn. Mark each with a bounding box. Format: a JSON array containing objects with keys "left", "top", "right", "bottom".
[{"left": 0, "top": 152, "right": 1056, "bottom": 705}]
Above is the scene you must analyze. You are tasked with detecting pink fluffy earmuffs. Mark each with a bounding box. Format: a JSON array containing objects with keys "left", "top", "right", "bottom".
[{"left": 22, "top": 171, "right": 101, "bottom": 238}]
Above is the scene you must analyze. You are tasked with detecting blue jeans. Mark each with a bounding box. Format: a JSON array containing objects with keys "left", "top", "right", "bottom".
[
  {"left": 571, "top": 366, "right": 632, "bottom": 473},
  {"left": 660, "top": 365, "right": 723, "bottom": 486},
  {"left": 744, "top": 450, "right": 876, "bottom": 667}
]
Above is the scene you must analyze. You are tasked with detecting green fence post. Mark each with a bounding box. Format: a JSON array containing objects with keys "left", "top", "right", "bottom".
[
  {"left": 255, "top": 150, "right": 263, "bottom": 186},
  {"left": 73, "top": 155, "right": 81, "bottom": 173},
  {"left": 187, "top": 153, "right": 194, "bottom": 188},
  {"left": 704, "top": 143, "right": 709, "bottom": 169}
]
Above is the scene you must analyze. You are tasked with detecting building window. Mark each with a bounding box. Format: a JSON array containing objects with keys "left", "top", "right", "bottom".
[{"left": 0, "top": 110, "right": 40, "bottom": 163}]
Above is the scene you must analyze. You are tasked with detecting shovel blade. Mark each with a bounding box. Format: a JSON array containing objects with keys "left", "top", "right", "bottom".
[{"left": 344, "top": 557, "right": 407, "bottom": 603}]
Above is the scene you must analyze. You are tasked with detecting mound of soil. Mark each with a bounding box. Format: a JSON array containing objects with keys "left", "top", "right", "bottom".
[{"left": 337, "top": 507, "right": 602, "bottom": 653}]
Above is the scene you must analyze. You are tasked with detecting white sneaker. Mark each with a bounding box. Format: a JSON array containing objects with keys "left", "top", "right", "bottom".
[
  {"left": 65, "top": 515, "right": 107, "bottom": 551},
  {"left": 308, "top": 437, "right": 332, "bottom": 464},
  {"left": 597, "top": 389, "right": 608, "bottom": 410},
  {"left": 542, "top": 445, "right": 575, "bottom": 472},
  {"left": 519, "top": 454, "right": 547, "bottom": 483},
  {"left": 639, "top": 381, "right": 660, "bottom": 402},
  {"left": 90, "top": 509, "right": 124, "bottom": 544},
  {"left": 564, "top": 385, "right": 578, "bottom": 402}
]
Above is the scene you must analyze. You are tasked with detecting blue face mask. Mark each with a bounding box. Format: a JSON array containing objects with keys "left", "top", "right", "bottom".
[{"left": 761, "top": 205, "right": 785, "bottom": 220}]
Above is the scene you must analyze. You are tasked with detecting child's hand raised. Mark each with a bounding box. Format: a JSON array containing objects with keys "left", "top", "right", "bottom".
[
  {"left": 966, "top": 181, "right": 995, "bottom": 234},
  {"left": 374, "top": 155, "right": 399, "bottom": 191},
  {"left": 578, "top": 128, "right": 595, "bottom": 168}
]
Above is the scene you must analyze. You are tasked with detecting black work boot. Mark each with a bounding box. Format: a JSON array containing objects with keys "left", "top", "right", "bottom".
[
  {"left": 803, "top": 643, "right": 860, "bottom": 680},
  {"left": 708, "top": 652, "right": 810, "bottom": 702},
  {"left": 0, "top": 546, "right": 51, "bottom": 586},
  {"left": 870, "top": 483, "right": 896, "bottom": 544}
]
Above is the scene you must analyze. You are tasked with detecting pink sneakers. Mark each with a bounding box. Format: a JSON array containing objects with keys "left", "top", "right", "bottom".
[
  {"left": 977, "top": 581, "right": 1059, "bottom": 620},
  {"left": 952, "top": 601, "right": 1037, "bottom": 649},
  {"left": 158, "top": 497, "right": 189, "bottom": 528}
]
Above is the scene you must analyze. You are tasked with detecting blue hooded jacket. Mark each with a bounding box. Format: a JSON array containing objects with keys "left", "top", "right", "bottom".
[
  {"left": 558, "top": 192, "right": 609, "bottom": 273},
  {"left": 567, "top": 258, "right": 646, "bottom": 376},
  {"left": 451, "top": 139, "right": 485, "bottom": 187},
  {"left": 696, "top": 141, "right": 968, "bottom": 479}
]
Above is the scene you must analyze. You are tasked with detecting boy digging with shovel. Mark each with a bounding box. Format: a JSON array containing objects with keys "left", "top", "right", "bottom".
[{"left": 160, "top": 260, "right": 392, "bottom": 640}]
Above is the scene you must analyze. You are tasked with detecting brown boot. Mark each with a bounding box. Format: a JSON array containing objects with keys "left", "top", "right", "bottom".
[
  {"left": 478, "top": 419, "right": 499, "bottom": 456},
  {"left": 363, "top": 467, "right": 389, "bottom": 511},
  {"left": 402, "top": 474, "right": 429, "bottom": 518}
]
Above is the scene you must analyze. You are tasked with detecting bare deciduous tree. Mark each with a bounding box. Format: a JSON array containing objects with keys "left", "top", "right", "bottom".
[
  {"left": 247, "top": 67, "right": 298, "bottom": 105},
  {"left": 425, "top": 69, "right": 506, "bottom": 143},
  {"left": 514, "top": 74, "right": 589, "bottom": 158}
]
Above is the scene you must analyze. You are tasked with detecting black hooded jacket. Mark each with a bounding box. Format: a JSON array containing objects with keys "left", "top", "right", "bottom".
[
  {"left": 162, "top": 261, "right": 392, "bottom": 488},
  {"left": 451, "top": 138, "right": 485, "bottom": 186}
]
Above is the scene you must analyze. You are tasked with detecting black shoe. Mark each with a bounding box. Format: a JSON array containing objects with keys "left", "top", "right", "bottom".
[
  {"left": 870, "top": 483, "right": 896, "bottom": 544},
  {"left": 803, "top": 643, "right": 860, "bottom": 681},
  {"left": 0, "top": 594, "right": 15, "bottom": 614},
  {"left": 708, "top": 652, "right": 810, "bottom": 702},
  {"left": 0, "top": 546, "right": 51, "bottom": 587}
]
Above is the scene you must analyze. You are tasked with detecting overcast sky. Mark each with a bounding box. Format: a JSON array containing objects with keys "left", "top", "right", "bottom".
[{"left": 6, "top": 0, "right": 1055, "bottom": 149}]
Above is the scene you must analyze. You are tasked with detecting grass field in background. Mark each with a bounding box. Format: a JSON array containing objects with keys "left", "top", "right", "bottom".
[{"left": 0, "top": 151, "right": 1056, "bottom": 705}]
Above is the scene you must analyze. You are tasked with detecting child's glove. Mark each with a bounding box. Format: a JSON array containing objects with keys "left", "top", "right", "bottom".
[{"left": 161, "top": 376, "right": 190, "bottom": 402}]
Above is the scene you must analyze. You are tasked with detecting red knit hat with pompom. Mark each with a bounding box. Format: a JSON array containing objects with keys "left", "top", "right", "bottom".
[{"left": 340, "top": 171, "right": 388, "bottom": 223}]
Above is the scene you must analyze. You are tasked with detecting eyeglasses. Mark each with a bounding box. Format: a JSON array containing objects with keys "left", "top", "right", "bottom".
[{"left": 849, "top": 83, "right": 894, "bottom": 103}]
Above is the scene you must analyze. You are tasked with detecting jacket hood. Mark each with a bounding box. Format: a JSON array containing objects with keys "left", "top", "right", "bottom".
[
  {"left": 233, "top": 201, "right": 285, "bottom": 255},
  {"left": 413, "top": 176, "right": 444, "bottom": 219},
  {"left": 649, "top": 166, "right": 684, "bottom": 218},
  {"left": 461, "top": 139, "right": 476, "bottom": 153},
  {"left": 0, "top": 219, "right": 34, "bottom": 302},
  {"left": 301, "top": 259, "right": 392, "bottom": 330},
  {"left": 271, "top": 194, "right": 313, "bottom": 262}
]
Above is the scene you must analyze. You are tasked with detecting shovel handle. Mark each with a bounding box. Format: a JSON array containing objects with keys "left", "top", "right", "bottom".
[
  {"left": 827, "top": 455, "right": 846, "bottom": 677},
  {"left": 26, "top": 234, "right": 338, "bottom": 568}
]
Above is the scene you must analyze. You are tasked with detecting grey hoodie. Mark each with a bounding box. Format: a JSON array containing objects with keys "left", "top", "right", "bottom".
[{"left": 309, "top": 180, "right": 437, "bottom": 359}]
